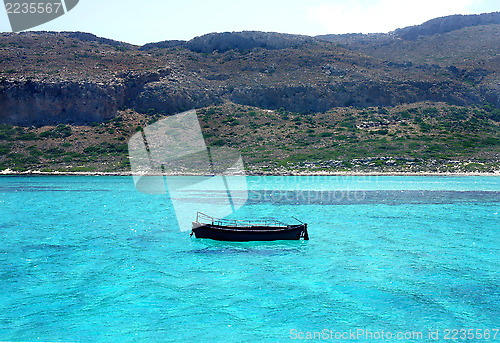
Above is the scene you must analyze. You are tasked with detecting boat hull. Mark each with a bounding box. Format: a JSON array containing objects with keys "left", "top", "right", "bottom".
[{"left": 191, "top": 223, "right": 308, "bottom": 241}]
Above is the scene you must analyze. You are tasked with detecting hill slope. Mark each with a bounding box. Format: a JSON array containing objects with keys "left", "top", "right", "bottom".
[
  {"left": 1, "top": 21, "right": 499, "bottom": 126},
  {"left": 0, "top": 12, "right": 499, "bottom": 173},
  {"left": 393, "top": 11, "right": 500, "bottom": 40}
]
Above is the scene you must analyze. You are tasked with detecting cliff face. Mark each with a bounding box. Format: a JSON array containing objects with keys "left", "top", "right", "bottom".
[
  {"left": 0, "top": 71, "right": 222, "bottom": 125},
  {"left": 0, "top": 13, "right": 499, "bottom": 126},
  {"left": 0, "top": 80, "right": 120, "bottom": 125},
  {"left": 225, "top": 80, "right": 484, "bottom": 113}
]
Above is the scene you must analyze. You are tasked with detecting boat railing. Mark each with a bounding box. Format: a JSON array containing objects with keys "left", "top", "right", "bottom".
[{"left": 196, "top": 212, "right": 289, "bottom": 227}]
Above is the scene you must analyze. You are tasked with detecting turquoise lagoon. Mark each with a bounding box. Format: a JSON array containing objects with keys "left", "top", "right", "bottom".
[{"left": 0, "top": 175, "right": 499, "bottom": 342}]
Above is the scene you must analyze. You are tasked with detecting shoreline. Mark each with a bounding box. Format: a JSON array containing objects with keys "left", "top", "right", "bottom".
[{"left": 1, "top": 169, "right": 499, "bottom": 177}]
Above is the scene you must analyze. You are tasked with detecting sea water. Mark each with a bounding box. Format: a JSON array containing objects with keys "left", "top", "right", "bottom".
[{"left": 0, "top": 175, "right": 498, "bottom": 342}]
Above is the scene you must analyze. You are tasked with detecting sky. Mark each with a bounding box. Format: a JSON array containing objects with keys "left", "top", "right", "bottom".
[{"left": 0, "top": 0, "right": 499, "bottom": 45}]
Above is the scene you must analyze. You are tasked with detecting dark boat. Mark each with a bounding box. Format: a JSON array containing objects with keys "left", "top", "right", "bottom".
[{"left": 191, "top": 212, "right": 309, "bottom": 241}]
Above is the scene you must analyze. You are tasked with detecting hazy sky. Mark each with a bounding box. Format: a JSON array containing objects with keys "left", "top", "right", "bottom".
[{"left": 1, "top": 0, "right": 499, "bottom": 45}]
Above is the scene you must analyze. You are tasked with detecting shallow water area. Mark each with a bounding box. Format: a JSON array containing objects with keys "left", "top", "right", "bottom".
[{"left": 0, "top": 175, "right": 499, "bottom": 342}]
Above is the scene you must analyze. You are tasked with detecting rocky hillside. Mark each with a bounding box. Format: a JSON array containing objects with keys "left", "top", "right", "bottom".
[
  {"left": 1, "top": 12, "right": 499, "bottom": 126},
  {"left": 393, "top": 12, "right": 500, "bottom": 40},
  {"left": 316, "top": 12, "right": 500, "bottom": 110},
  {"left": 0, "top": 12, "right": 499, "bottom": 173},
  {"left": 316, "top": 13, "right": 500, "bottom": 70}
]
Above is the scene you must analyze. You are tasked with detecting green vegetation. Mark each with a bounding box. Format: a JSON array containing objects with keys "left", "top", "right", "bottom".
[
  {"left": 0, "top": 102, "right": 498, "bottom": 174},
  {"left": 39, "top": 124, "right": 72, "bottom": 138},
  {"left": 0, "top": 124, "right": 15, "bottom": 140},
  {"left": 197, "top": 102, "right": 499, "bottom": 173},
  {"left": 83, "top": 143, "right": 128, "bottom": 155},
  {"left": 209, "top": 139, "right": 226, "bottom": 147},
  {"left": 0, "top": 144, "right": 11, "bottom": 155}
]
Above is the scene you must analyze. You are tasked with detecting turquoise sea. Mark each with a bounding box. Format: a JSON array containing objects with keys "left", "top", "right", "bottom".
[{"left": 0, "top": 175, "right": 499, "bottom": 342}]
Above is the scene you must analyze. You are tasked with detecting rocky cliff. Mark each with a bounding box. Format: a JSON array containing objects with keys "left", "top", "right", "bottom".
[{"left": 0, "top": 79, "right": 120, "bottom": 125}]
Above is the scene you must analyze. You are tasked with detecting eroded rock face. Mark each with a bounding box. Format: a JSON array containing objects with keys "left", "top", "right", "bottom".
[
  {"left": 131, "top": 80, "right": 222, "bottom": 114},
  {"left": 225, "top": 81, "right": 483, "bottom": 113},
  {"left": 0, "top": 68, "right": 222, "bottom": 125},
  {"left": 0, "top": 71, "right": 491, "bottom": 125},
  {"left": 0, "top": 80, "right": 120, "bottom": 125}
]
